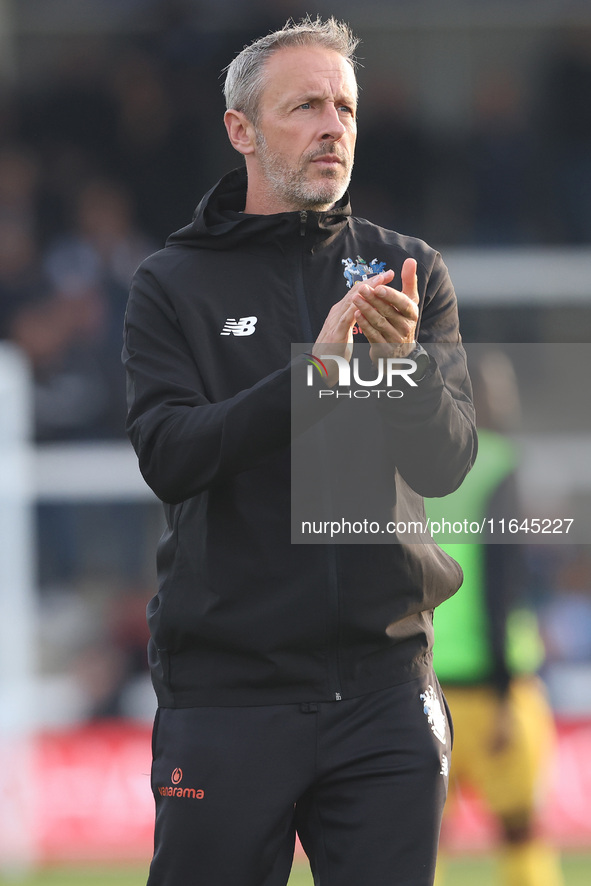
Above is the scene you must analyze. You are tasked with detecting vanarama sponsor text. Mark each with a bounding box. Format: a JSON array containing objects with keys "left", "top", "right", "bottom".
[{"left": 158, "top": 786, "right": 205, "bottom": 799}]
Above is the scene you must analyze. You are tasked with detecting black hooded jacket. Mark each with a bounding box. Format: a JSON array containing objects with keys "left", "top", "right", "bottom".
[{"left": 123, "top": 167, "right": 477, "bottom": 707}]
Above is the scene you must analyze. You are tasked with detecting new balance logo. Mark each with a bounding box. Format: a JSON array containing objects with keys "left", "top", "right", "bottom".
[{"left": 220, "top": 316, "right": 258, "bottom": 336}]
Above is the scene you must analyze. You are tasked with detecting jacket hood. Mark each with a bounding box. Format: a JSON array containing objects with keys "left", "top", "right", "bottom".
[{"left": 166, "top": 166, "right": 352, "bottom": 251}]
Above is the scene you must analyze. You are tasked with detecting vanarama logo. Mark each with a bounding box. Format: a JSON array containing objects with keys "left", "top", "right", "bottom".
[
  {"left": 304, "top": 352, "right": 419, "bottom": 399},
  {"left": 158, "top": 767, "right": 204, "bottom": 800}
]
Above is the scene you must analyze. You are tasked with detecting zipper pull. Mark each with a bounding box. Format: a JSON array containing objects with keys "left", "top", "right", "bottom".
[{"left": 299, "top": 211, "right": 307, "bottom": 237}]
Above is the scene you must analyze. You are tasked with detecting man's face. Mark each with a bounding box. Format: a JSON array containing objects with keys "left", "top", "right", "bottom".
[{"left": 249, "top": 46, "right": 358, "bottom": 213}]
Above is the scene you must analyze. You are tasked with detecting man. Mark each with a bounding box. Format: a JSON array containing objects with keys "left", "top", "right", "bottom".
[{"left": 123, "top": 16, "right": 477, "bottom": 886}]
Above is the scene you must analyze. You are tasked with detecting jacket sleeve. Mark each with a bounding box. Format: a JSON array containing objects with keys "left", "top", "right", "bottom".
[
  {"left": 378, "top": 251, "right": 477, "bottom": 497},
  {"left": 123, "top": 264, "right": 296, "bottom": 504}
]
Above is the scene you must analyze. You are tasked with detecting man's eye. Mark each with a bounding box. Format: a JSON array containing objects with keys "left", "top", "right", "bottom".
[
  {"left": 339, "top": 105, "right": 354, "bottom": 115},
  {"left": 299, "top": 102, "right": 311, "bottom": 110}
]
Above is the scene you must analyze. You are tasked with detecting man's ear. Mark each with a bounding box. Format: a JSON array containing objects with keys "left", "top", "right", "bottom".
[{"left": 224, "top": 109, "right": 256, "bottom": 156}]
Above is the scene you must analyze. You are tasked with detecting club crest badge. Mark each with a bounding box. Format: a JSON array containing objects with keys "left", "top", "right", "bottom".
[
  {"left": 342, "top": 255, "right": 387, "bottom": 289},
  {"left": 420, "top": 685, "right": 447, "bottom": 745}
]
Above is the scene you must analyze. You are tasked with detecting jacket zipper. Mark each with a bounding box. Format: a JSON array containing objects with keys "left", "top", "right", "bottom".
[
  {"left": 295, "top": 211, "right": 343, "bottom": 702},
  {"left": 327, "top": 545, "right": 343, "bottom": 701},
  {"left": 295, "top": 212, "right": 314, "bottom": 341},
  {"left": 299, "top": 210, "right": 307, "bottom": 238}
]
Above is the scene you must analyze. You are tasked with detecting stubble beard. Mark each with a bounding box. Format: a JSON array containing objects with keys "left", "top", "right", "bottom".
[{"left": 254, "top": 131, "right": 353, "bottom": 212}]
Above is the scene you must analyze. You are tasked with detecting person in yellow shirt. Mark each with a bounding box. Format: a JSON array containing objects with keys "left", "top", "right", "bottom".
[{"left": 428, "top": 350, "right": 564, "bottom": 886}]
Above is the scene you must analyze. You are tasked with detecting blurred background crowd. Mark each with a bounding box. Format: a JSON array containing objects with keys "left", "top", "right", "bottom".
[{"left": 0, "top": 0, "right": 590, "bottom": 726}]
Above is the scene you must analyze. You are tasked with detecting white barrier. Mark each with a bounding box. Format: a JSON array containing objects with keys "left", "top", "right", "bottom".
[
  {"left": 0, "top": 343, "right": 37, "bottom": 873},
  {"left": 33, "top": 441, "right": 154, "bottom": 501}
]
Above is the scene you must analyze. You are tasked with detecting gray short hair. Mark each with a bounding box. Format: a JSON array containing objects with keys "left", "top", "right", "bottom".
[{"left": 223, "top": 16, "right": 360, "bottom": 126}]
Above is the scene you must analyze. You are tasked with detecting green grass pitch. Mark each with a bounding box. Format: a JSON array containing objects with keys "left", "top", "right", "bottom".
[
  {"left": 288, "top": 855, "right": 591, "bottom": 886},
  {"left": 289, "top": 854, "right": 591, "bottom": 885},
  {"left": 0, "top": 855, "right": 590, "bottom": 885}
]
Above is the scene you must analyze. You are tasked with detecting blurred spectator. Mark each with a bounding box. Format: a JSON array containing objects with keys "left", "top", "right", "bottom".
[
  {"left": 8, "top": 284, "right": 111, "bottom": 440},
  {"left": 352, "top": 77, "right": 428, "bottom": 236},
  {"left": 0, "top": 215, "right": 44, "bottom": 337},
  {"left": 429, "top": 352, "right": 564, "bottom": 886},
  {"left": 0, "top": 174, "right": 154, "bottom": 441},
  {"left": 45, "top": 177, "right": 154, "bottom": 352},
  {"left": 107, "top": 48, "right": 194, "bottom": 242},
  {"left": 465, "top": 74, "right": 536, "bottom": 244},
  {"left": 540, "top": 548, "right": 591, "bottom": 664},
  {"left": 17, "top": 41, "right": 119, "bottom": 243},
  {"left": 73, "top": 585, "right": 152, "bottom": 720},
  {"left": 0, "top": 147, "right": 40, "bottom": 230},
  {"left": 535, "top": 28, "right": 591, "bottom": 242},
  {"left": 37, "top": 581, "right": 154, "bottom": 723}
]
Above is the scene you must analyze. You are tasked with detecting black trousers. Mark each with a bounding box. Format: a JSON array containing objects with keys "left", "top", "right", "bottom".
[{"left": 147, "top": 672, "right": 452, "bottom": 886}]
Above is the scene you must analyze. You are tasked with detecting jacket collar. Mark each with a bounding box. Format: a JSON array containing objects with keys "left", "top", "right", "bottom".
[{"left": 166, "top": 166, "right": 351, "bottom": 252}]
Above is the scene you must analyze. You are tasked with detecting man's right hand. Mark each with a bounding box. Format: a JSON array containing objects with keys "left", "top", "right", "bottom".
[{"left": 313, "top": 270, "right": 395, "bottom": 386}]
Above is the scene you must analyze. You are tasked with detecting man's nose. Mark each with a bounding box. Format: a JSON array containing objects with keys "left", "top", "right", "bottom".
[{"left": 320, "top": 104, "right": 347, "bottom": 140}]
